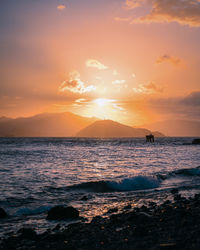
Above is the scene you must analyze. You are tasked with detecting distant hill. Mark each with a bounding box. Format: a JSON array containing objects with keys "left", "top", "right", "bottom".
[
  {"left": 144, "top": 120, "right": 200, "bottom": 137},
  {"left": 0, "top": 112, "right": 97, "bottom": 137},
  {"left": 0, "top": 116, "right": 12, "bottom": 123},
  {"left": 76, "top": 120, "right": 165, "bottom": 138}
]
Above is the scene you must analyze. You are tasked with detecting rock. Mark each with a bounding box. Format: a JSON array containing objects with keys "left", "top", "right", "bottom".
[
  {"left": 0, "top": 208, "right": 8, "bottom": 219},
  {"left": 124, "top": 204, "right": 132, "bottom": 210},
  {"left": 160, "top": 243, "right": 176, "bottom": 248},
  {"left": 80, "top": 195, "right": 88, "bottom": 201},
  {"left": 163, "top": 200, "right": 171, "bottom": 206},
  {"left": 18, "top": 228, "right": 37, "bottom": 239},
  {"left": 47, "top": 206, "right": 79, "bottom": 220},
  {"left": 194, "top": 193, "right": 200, "bottom": 200},
  {"left": 134, "top": 224, "right": 148, "bottom": 236},
  {"left": 1, "top": 195, "right": 200, "bottom": 250},
  {"left": 138, "top": 212, "right": 152, "bottom": 218},
  {"left": 140, "top": 205, "right": 149, "bottom": 212},
  {"left": 171, "top": 188, "right": 179, "bottom": 194},
  {"left": 91, "top": 216, "right": 104, "bottom": 224},
  {"left": 52, "top": 224, "right": 60, "bottom": 231},
  {"left": 136, "top": 212, "right": 153, "bottom": 225},
  {"left": 109, "top": 214, "right": 122, "bottom": 225},
  {"left": 174, "top": 194, "right": 182, "bottom": 201},
  {"left": 192, "top": 139, "right": 200, "bottom": 145},
  {"left": 80, "top": 217, "right": 88, "bottom": 222},
  {"left": 107, "top": 207, "right": 118, "bottom": 214},
  {"left": 148, "top": 201, "right": 156, "bottom": 207}
]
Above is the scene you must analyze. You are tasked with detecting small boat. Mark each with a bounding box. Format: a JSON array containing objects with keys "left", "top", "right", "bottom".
[{"left": 146, "top": 134, "right": 154, "bottom": 142}]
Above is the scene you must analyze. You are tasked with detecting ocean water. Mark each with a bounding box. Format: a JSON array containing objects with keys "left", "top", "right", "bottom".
[{"left": 0, "top": 137, "right": 199, "bottom": 236}]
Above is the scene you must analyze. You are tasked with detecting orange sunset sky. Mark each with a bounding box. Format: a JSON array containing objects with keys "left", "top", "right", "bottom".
[{"left": 0, "top": 0, "right": 200, "bottom": 126}]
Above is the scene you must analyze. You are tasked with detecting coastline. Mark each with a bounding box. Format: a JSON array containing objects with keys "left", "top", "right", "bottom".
[{"left": 1, "top": 192, "right": 200, "bottom": 250}]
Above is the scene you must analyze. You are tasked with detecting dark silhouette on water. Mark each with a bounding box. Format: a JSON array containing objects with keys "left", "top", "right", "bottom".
[
  {"left": 146, "top": 134, "right": 154, "bottom": 142},
  {"left": 192, "top": 138, "right": 200, "bottom": 145}
]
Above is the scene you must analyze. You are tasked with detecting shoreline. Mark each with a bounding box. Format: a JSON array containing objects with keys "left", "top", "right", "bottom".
[{"left": 1, "top": 192, "right": 200, "bottom": 249}]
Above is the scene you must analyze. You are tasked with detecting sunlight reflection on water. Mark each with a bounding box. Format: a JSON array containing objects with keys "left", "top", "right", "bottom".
[{"left": 0, "top": 137, "right": 199, "bottom": 236}]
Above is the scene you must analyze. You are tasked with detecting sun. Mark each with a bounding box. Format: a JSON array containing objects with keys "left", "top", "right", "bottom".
[
  {"left": 93, "top": 98, "right": 113, "bottom": 107},
  {"left": 74, "top": 98, "right": 127, "bottom": 123}
]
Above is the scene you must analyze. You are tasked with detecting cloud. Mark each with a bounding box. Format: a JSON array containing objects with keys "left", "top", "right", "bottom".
[
  {"left": 75, "top": 98, "right": 87, "bottom": 103},
  {"left": 156, "top": 54, "right": 182, "bottom": 65},
  {"left": 57, "top": 5, "right": 66, "bottom": 10},
  {"left": 85, "top": 59, "right": 108, "bottom": 70},
  {"left": 133, "top": 82, "right": 163, "bottom": 94},
  {"left": 150, "top": 91, "right": 200, "bottom": 108},
  {"left": 112, "top": 79, "right": 126, "bottom": 84},
  {"left": 114, "top": 17, "right": 131, "bottom": 22},
  {"left": 59, "top": 80, "right": 96, "bottom": 94},
  {"left": 59, "top": 71, "right": 96, "bottom": 94},
  {"left": 181, "top": 91, "right": 200, "bottom": 106},
  {"left": 69, "top": 70, "right": 80, "bottom": 80},
  {"left": 125, "top": 0, "right": 145, "bottom": 9},
  {"left": 113, "top": 70, "right": 119, "bottom": 76},
  {"left": 127, "top": 0, "right": 200, "bottom": 27},
  {"left": 132, "top": 73, "right": 136, "bottom": 78},
  {"left": 148, "top": 91, "right": 200, "bottom": 120},
  {"left": 112, "top": 103, "right": 125, "bottom": 111},
  {"left": 145, "top": 82, "right": 164, "bottom": 93}
]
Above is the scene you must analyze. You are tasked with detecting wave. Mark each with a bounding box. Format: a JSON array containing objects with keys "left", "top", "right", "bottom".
[
  {"left": 159, "top": 166, "right": 200, "bottom": 179},
  {"left": 15, "top": 206, "right": 51, "bottom": 216},
  {"left": 68, "top": 176, "right": 160, "bottom": 193},
  {"left": 156, "top": 166, "right": 200, "bottom": 184},
  {"left": 172, "top": 166, "right": 200, "bottom": 177},
  {"left": 67, "top": 166, "right": 200, "bottom": 193}
]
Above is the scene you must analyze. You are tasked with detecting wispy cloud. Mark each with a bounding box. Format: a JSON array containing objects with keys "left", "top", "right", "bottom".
[
  {"left": 59, "top": 71, "right": 96, "bottom": 94},
  {"left": 114, "top": 17, "right": 131, "bottom": 22},
  {"left": 148, "top": 91, "right": 200, "bottom": 120},
  {"left": 75, "top": 98, "right": 87, "bottom": 103},
  {"left": 113, "top": 70, "right": 119, "bottom": 76},
  {"left": 126, "top": 0, "right": 200, "bottom": 27},
  {"left": 156, "top": 54, "right": 182, "bottom": 65},
  {"left": 125, "top": 0, "right": 145, "bottom": 9},
  {"left": 57, "top": 5, "right": 66, "bottom": 10},
  {"left": 181, "top": 91, "right": 200, "bottom": 106},
  {"left": 133, "top": 82, "right": 164, "bottom": 94},
  {"left": 132, "top": 73, "right": 136, "bottom": 78},
  {"left": 85, "top": 59, "right": 108, "bottom": 70},
  {"left": 112, "top": 79, "right": 126, "bottom": 84}
]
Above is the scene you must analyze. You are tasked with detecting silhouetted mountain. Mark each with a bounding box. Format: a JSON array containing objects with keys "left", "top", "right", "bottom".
[
  {"left": 144, "top": 120, "right": 200, "bottom": 137},
  {"left": 76, "top": 120, "right": 165, "bottom": 138},
  {"left": 0, "top": 112, "right": 97, "bottom": 137},
  {"left": 0, "top": 116, "right": 12, "bottom": 123}
]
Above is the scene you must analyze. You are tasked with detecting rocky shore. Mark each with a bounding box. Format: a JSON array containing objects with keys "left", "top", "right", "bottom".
[{"left": 1, "top": 192, "right": 200, "bottom": 250}]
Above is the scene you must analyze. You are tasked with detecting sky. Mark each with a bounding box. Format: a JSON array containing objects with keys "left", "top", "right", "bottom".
[{"left": 0, "top": 0, "right": 200, "bottom": 126}]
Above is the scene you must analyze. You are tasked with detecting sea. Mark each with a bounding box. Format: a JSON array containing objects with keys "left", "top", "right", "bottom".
[{"left": 0, "top": 137, "right": 199, "bottom": 237}]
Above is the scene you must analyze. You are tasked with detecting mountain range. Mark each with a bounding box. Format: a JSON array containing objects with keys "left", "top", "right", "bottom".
[
  {"left": 0, "top": 111, "right": 198, "bottom": 137},
  {"left": 76, "top": 120, "right": 164, "bottom": 138},
  {"left": 144, "top": 120, "right": 200, "bottom": 137},
  {"left": 0, "top": 112, "right": 164, "bottom": 137},
  {"left": 0, "top": 112, "right": 97, "bottom": 137}
]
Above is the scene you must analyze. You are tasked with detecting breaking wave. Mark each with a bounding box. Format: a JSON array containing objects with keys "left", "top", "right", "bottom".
[
  {"left": 68, "top": 176, "right": 160, "bottom": 192},
  {"left": 158, "top": 166, "right": 200, "bottom": 180},
  {"left": 68, "top": 166, "right": 200, "bottom": 193},
  {"left": 172, "top": 166, "right": 200, "bottom": 177},
  {"left": 15, "top": 206, "right": 51, "bottom": 216}
]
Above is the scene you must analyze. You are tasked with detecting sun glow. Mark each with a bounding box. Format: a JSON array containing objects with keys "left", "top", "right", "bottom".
[
  {"left": 93, "top": 98, "right": 114, "bottom": 107},
  {"left": 77, "top": 98, "right": 124, "bottom": 122}
]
